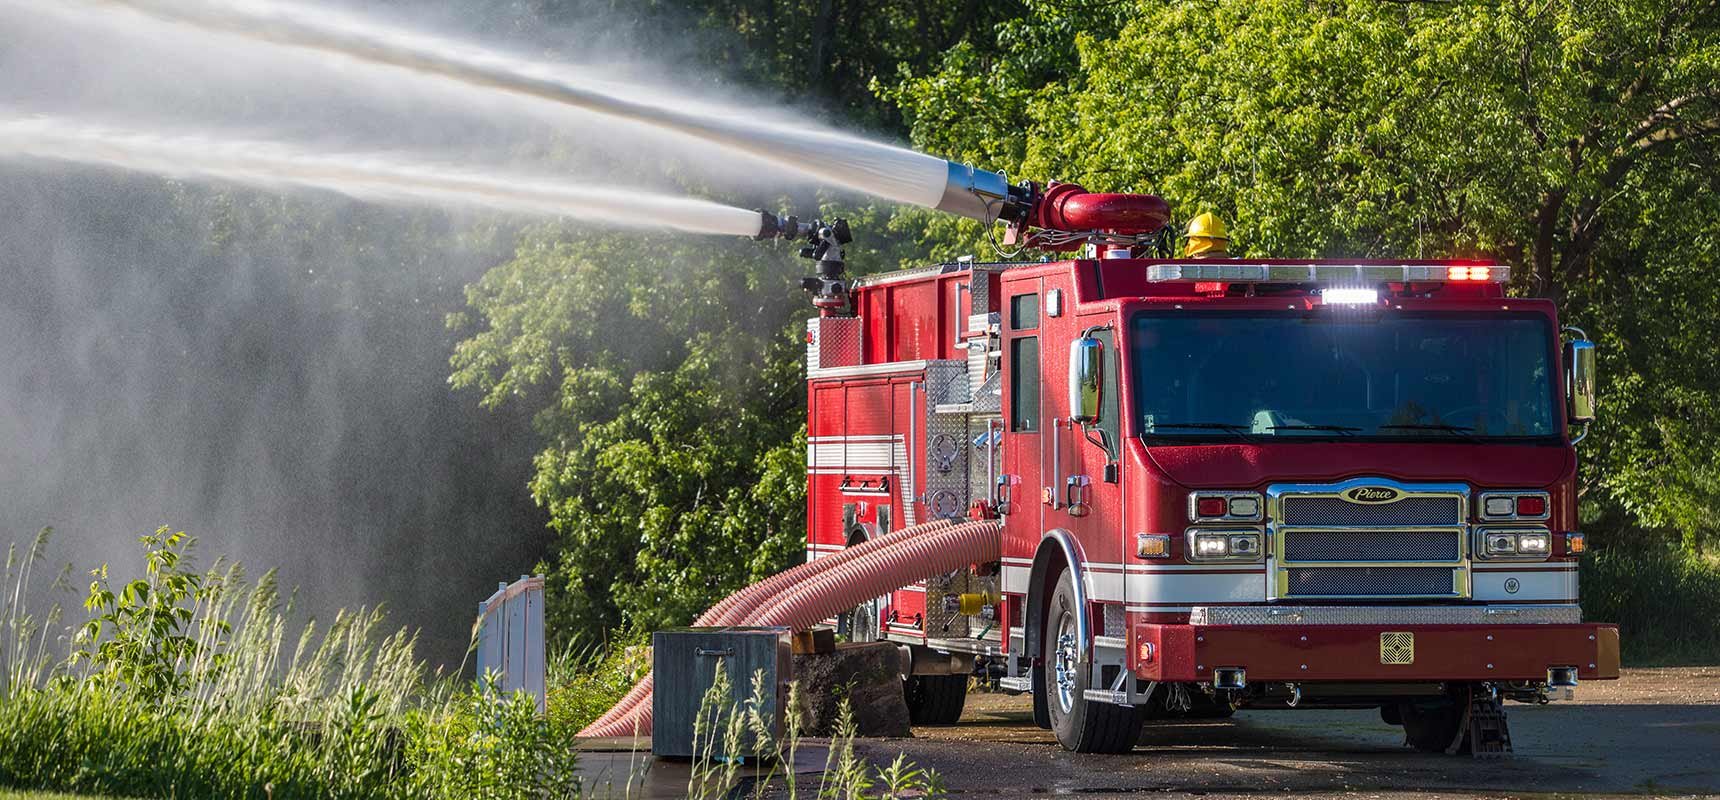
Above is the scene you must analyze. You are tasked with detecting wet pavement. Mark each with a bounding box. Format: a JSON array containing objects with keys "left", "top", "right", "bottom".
[
  {"left": 580, "top": 667, "right": 1720, "bottom": 798},
  {"left": 858, "top": 667, "right": 1720, "bottom": 798}
]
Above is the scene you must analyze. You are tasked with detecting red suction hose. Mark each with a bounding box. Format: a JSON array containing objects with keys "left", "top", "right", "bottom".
[
  {"left": 576, "top": 519, "right": 961, "bottom": 737},
  {"left": 577, "top": 519, "right": 1001, "bottom": 738}
]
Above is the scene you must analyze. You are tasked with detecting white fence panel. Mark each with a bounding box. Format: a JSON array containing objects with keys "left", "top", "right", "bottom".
[{"left": 475, "top": 574, "right": 546, "bottom": 713}]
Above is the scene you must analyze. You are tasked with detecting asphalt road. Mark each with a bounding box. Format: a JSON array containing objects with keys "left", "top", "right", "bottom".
[{"left": 851, "top": 667, "right": 1720, "bottom": 798}]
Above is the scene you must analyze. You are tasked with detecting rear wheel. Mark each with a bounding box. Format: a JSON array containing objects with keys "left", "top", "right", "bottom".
[
  {"left": 905, "top": 674, "right": 968, "bottom": 725},
  {"left": 1041, "top": 567, "right": 1141, "bottom": 753}
]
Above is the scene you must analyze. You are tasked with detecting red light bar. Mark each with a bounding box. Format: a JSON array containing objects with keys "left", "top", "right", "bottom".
[{"left": 1147, "top": 263, "right": 1509, "bottom": 284}]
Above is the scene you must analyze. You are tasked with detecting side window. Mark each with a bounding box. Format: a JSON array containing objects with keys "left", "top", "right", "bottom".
[
  {"left": 1095, "top": 329, "right": 1120, "bottom": 450},
  {"left": 1010, "top": 293, "right": 1039, "bottom": 331},
  {"left": 1010, "top": 337, "right": 1040, "bottom": 432},
  {"left": 1008, "top": 291, "right": 1041, "bottom": 433}
]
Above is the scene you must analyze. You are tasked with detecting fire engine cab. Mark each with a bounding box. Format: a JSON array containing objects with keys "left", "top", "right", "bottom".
[{"left": 798, "top": 206, "right": 1619, "bottom": 754}]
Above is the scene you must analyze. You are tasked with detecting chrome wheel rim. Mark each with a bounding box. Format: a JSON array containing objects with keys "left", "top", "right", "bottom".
[{"left": 1053, "top": 610, "right": 1078, "bottom": 713}]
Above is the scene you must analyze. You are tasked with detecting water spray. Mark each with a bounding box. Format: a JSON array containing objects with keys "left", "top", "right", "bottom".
[
  {"left": 37, "top": 0, "right": 1177, "bottom": 253},
  {"left": 0, "top": 117, "right": 765, "bottom": 236}
]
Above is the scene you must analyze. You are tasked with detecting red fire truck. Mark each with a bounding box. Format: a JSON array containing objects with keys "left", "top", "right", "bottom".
[{"left": 792, "top": 185, "right": 1619, "bottom": 755}]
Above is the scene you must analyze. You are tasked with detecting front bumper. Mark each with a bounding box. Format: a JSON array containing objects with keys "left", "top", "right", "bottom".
[{"left": 1132, "top": 619, "right": 1620, "bottom": 683}]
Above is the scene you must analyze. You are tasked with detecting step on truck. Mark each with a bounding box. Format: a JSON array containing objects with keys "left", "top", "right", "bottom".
[{"left": 786, "top": 175, "right": 1621, "bottom": 754}]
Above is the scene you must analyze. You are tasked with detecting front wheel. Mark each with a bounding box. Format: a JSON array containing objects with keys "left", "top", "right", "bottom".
[{"left": 1041, "top": 567, "right": 1141, "bottom": 753}]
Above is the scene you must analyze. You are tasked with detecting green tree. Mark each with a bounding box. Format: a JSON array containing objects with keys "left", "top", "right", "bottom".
[
  {"left": 449, "top": 229, "right": 814, "bottom": 642},
  {"left": 889, "top": 0, "right": 1720, "bottom": 546}
]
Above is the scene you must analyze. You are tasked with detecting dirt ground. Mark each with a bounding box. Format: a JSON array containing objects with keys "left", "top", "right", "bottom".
[{"left": 847, "top": 667, "right": 1720, "bottom": 799}]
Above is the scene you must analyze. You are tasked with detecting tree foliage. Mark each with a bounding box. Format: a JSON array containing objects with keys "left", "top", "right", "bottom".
[{"left": 889, "top": 0, "right": 1720, "bottom": 546}]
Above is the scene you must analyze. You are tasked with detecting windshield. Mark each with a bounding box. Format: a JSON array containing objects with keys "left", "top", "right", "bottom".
[{"left": 1130, "top": 311, "right": 1557, "bottom": 441}]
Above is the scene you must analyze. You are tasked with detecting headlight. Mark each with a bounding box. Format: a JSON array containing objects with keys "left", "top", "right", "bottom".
[
  {"left": 1186, "top": 530, "right": 1263, "bottom": 562},
  {"left": 1475, "top": 528, "right": 1553, "bottom": 560}
]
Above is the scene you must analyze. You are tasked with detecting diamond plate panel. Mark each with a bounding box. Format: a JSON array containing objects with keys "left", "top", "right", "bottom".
[
  {"left": 1102, "top": 603, "right": 1125, "bottom": 637},
  {"left": 806, "top": 316, "right": 862, "bottom": 376},
  {"left": 1283, "top": 531, "right": 1461, "bottom": 563},
  {"left": 922, "top": 360, "right": 972, "bottom": 521},
  {"left": 1189, "top": 605, "right": 1582, "bottom": 626}
]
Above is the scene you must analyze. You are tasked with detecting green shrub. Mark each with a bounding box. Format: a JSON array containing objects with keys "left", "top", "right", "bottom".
[
  {"left": 0, "top": 530, "right": 584, "bottom": 800},
  {"left": 1582, "top": 546, "right": 1720, "bottom": 665}
]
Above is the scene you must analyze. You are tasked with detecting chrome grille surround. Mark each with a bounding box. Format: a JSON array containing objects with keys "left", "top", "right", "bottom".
[{"left": 1268, "top": 478, "right": 1470, "bottom": 600}]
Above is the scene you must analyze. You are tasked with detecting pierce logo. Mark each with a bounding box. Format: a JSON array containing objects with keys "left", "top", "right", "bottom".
[{"left": 1345, "top": 486, "right": 1401, "bottom": 504}]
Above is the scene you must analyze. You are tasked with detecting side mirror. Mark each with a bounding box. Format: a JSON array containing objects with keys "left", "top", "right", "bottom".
[
  {"left": 1069, "top": 336, "right": 1103, "bottom": 425},
  {"left": 1567, "top": 338, "right": 1598, "bottom": 424}
]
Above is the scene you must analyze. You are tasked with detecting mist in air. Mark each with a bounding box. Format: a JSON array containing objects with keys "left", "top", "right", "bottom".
[{"left": 0, "top": 0, "right": 953, "bottom": 665}]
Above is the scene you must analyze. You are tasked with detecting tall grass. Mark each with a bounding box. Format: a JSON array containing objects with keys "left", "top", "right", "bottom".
[
  {"left": 1582, "top": 545, "right": 1720, "bottom": 665},
  {"left": 0, "top": 529, "right": 950, "bottom": 799},
  {"left": 0, "top": 528, "right": 578, "bottom": 799}
]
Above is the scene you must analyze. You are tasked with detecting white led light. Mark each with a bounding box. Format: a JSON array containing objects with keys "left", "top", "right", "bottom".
[
  {"left": 1517, "top": 532, "right": 1551, "bottom": 554},
  {"left": 1195, "top": 535, "right": 1230, "bottom": 557},
  {"left": 1322, "top": 288, "right": 1379, "bottom": 305}
]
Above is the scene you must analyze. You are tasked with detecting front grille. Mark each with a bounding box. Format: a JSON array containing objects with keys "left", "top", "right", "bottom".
[
  {"left": 1286, "top": 566, "right": 1456, "bottom": 597},
  {"left": 1283, "top": 530, "right": 1461, "bottom": 562},
  {"left": 1281, "top": 495, "right": 1461, "bottom": 527}
]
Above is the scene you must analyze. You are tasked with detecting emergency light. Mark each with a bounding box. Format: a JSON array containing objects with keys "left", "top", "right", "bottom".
[{"left": 1145, "top": 263, "right": 1510, "bottom": 284}]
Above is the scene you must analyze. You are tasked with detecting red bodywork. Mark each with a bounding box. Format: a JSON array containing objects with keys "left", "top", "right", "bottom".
[{"left": 804, "top": 256, "right": 1619, "bottom": 687}]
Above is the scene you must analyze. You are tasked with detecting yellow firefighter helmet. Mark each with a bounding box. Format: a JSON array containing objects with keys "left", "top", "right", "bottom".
[{"left": 1184, "top": 212, "right": 1231, "bottom": 258}]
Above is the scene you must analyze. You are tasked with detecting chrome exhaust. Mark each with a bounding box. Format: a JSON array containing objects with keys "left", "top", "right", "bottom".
[{"left": 1548, "top": 666, "right": 1579, "bottom": 688}]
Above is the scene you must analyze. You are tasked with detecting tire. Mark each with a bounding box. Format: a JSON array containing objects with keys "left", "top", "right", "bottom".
[
  {"left": 1401, "top": 693, "right": 1470, "bottom": 754},
  {"left": 905, "top": 674, "right": 969, "bottom": 725},
  {"left": 1041, "top": 567, "right": 1142, "bottom": 753},
  {"left": 1379, "top": 703, "right": 1403, "bottom": 726}
]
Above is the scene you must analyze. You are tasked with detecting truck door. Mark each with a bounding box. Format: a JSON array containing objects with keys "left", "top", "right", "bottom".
[
  {"left": 1001, "top": 282, "right": 1044, "bottom": 558},
  {"left": 1047, "top": 314, "right": 1126, "bottom": 613}
]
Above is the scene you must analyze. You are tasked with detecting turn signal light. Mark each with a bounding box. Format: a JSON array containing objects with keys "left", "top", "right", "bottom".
[
  {"left": 1136, "top": 533, "right": 1171, "bottom": 559},
  {"left": 1565, "top": 532, "right": 1587, "bottom": 554},
  {"left": 1196, "top": 497, "right": 1228, "bottom": 517},
  {"left": 1516, "top": 495, "right": 1547, "bottom": 517}
]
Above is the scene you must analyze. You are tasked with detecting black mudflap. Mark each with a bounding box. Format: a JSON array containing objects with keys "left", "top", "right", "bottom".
[{"left": 1457, "top": 695, "right": 1512, "bottom": 758}]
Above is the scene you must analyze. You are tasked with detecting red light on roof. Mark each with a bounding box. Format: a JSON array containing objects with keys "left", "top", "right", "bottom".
[
  {"left": 1447, "top": 265, "right": 1492, "bottom": 281},
  {"left": 1516, "top": 496, "right": 1547, "bottom": 517}
]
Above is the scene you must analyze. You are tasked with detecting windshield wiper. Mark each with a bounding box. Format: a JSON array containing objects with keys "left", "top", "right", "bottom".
[
  {"left": 1267, "top": 424, "right": 1361, "bottom": 436},
  {"left": 1147, "top": 422, "right": 1257, "bottom": 440},
  {"left": 1377, "top": 423, "right": 1478, "bottom": 440}
]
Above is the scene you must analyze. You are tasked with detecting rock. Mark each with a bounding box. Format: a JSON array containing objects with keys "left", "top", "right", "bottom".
[{"left": 791, "top": 641, "right": 912, "bottom": 738}]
